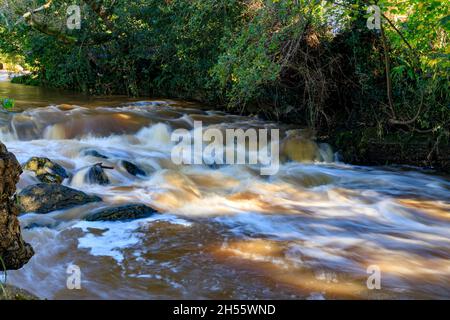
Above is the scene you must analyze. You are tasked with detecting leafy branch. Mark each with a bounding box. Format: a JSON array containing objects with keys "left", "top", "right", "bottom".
[{"left": 0, "top": 97, "right": 15, "bottom": 110}]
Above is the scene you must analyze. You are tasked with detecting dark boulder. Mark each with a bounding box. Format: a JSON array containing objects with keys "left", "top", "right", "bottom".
[
  {"left": 22, "top": 157, "right": 68, "bottom": 184},
  {"left": 18, "top": 183, "right": 101, "bottom": 214},
  {"left": 0, "top": 142, "right": 34, "bottom": 270},
  {"left": 23, "top": 222, "right": 60, "bottom": 230},
  {"left": 121, "top": 160, "right": 146, "bottom": 177},
  {"left": 85, "top": 163, "right": 110, "bottom": 185},
  {"left": 85, "top": 204, "right": 157, "bottom": 222}
]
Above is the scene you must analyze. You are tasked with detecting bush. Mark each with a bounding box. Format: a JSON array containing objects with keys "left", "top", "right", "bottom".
[{"left": 0, "top": 0, "right": 448, "bottom": 137}]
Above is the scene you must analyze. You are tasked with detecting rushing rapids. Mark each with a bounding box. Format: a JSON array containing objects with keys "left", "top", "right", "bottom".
[{"left": 0, "top": 81, "right": 449, "bottom": 300}]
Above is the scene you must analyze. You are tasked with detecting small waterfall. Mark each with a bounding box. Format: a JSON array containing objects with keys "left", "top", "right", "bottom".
[{"left": 2, "top": 101, "right": 449, "bottom": 300}]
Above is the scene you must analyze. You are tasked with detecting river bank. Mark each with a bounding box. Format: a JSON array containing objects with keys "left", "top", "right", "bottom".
[{"left": 331, "top": 129, "right": 450, "bottom": 174}]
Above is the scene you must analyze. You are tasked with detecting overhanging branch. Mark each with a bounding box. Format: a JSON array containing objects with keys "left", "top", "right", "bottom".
[{"left": 22, "top": 0, "right": 77, "bottom": 44}]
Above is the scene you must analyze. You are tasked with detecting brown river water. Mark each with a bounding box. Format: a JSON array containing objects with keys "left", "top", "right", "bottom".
[{"left": 1, "top": 78, "right": 449, "bottom": 300}]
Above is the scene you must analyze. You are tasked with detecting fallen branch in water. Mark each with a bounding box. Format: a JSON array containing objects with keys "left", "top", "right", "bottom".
[{"left": 94, "top": 163, "right": 114, "bottom": 170}]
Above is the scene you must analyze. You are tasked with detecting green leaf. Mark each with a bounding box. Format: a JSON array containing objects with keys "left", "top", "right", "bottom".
[
  {"left": 439, "top": 15, "right": 450, "bottom": 30},
  {"left": 1, "top": 98, "right": 15, "bottom": 110}
]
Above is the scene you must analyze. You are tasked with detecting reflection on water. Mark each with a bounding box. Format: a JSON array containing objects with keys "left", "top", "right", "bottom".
[
  {"left": 0, "top": 77, "right": 136, "bottom": 110},
  {"left": 1, "top": 82, "right": 449, "bottom": 300}
]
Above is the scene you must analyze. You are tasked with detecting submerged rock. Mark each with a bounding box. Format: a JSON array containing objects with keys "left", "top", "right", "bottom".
[
  {"left": 85, "top": 163, "right": 111, "bottom": 185},
  {"left": 280, "top": 134, "right": 321, "bottom": 163},
  {"left": 18, "top": 183, "right": 101, "bottom": 214},
  {"left": 85, "top": 204, "right": 157, "bottom": 221},
  {"left": 121, "top": 160, "right": 146, "bottom": 177},
  {"left": 22, "top": 157, "right": 69, "bottom": 184},
  {"left": 0, "top": 142, "right": 34, "bottom": 270},
  {"left": 82, "top": 149, "right": 109, "bottom": 159}
]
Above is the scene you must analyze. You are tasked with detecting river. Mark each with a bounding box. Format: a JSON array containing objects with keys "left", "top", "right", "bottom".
[{"left": 1, "top": 78, "right": 449, "bottom": 299}]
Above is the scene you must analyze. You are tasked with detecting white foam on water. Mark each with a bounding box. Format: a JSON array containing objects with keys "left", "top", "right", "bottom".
[
  {"left": 307, "top": 292, "right": 326, "bottom": 300},
  {"left": 6, "top": 227, "right": 71, "bottom": 299},
  {"left": 0, "top": 129, "right": 16, "bottom": 142},
  {"left": 72, "top": 215, "right": 192, "bottom": 264},
  {"left": 136, "top": 123, "right": 174, "bottom": 151}
]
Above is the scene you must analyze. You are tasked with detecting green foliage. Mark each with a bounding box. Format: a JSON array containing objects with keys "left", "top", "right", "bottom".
[
  {"left": 212, "top": 0, "right": 343, "bottom": 125},
  {"left": 0, "top": 97, "right": 14, "bottom": 109},
  {"left": 377, "top": 0, "right": 450, "bottom": 134},
  {"left": 1, "top": 0, "right": 244, "bottom": 98},
  {"left": 10, "top": 73, "right": 39, "bottom": 86},
  {"left": 0, "top": 0, "right": 448, "bottom": 135}
]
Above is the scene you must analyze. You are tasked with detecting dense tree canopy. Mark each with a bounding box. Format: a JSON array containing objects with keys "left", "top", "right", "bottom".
[{"left": 0, "top": 0, "right": 449, "bottom": 138}]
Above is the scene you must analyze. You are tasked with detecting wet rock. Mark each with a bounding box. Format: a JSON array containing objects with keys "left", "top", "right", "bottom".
[
  {"left": 0, "top": 284, "right": 39, "bottom": 300},
  {"left": 18, "top": 183, "right": 101, "bottom": 214},
  {"left": 0, "top": 142, "right": 34, "bottom": 270},
  {"left": 121, "top": 160, "right": 146, "bottom": 177},
  {"left": 207, "top": 163, "right": 222, "bottom": 170},
  {"left": 82, "top": 149, "right": 109, "bottom": 159},
  {"left": 23, "top": 222, "right": 60, "bottom": 230},
  {"left": 85, "top": 204, "right": 157, "bottom": 222},
  {"left": 85, "top": 163, "right": 111, "bottom": 185},
  {"left": 22, "top": 157, "right": 69, "bottom": 184},
  {"left": 280, "top": 132, "right": 321, "bottom": 163}
]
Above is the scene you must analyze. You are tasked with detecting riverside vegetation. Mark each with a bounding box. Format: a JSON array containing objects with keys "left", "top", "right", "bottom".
[{"left": 0, "top": 0, "right": 449, "bottom": 170}]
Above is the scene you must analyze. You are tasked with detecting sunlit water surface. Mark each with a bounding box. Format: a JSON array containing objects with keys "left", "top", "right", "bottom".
[{"left": 1, "top": 79, "right": 449, "bottom": 299}]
